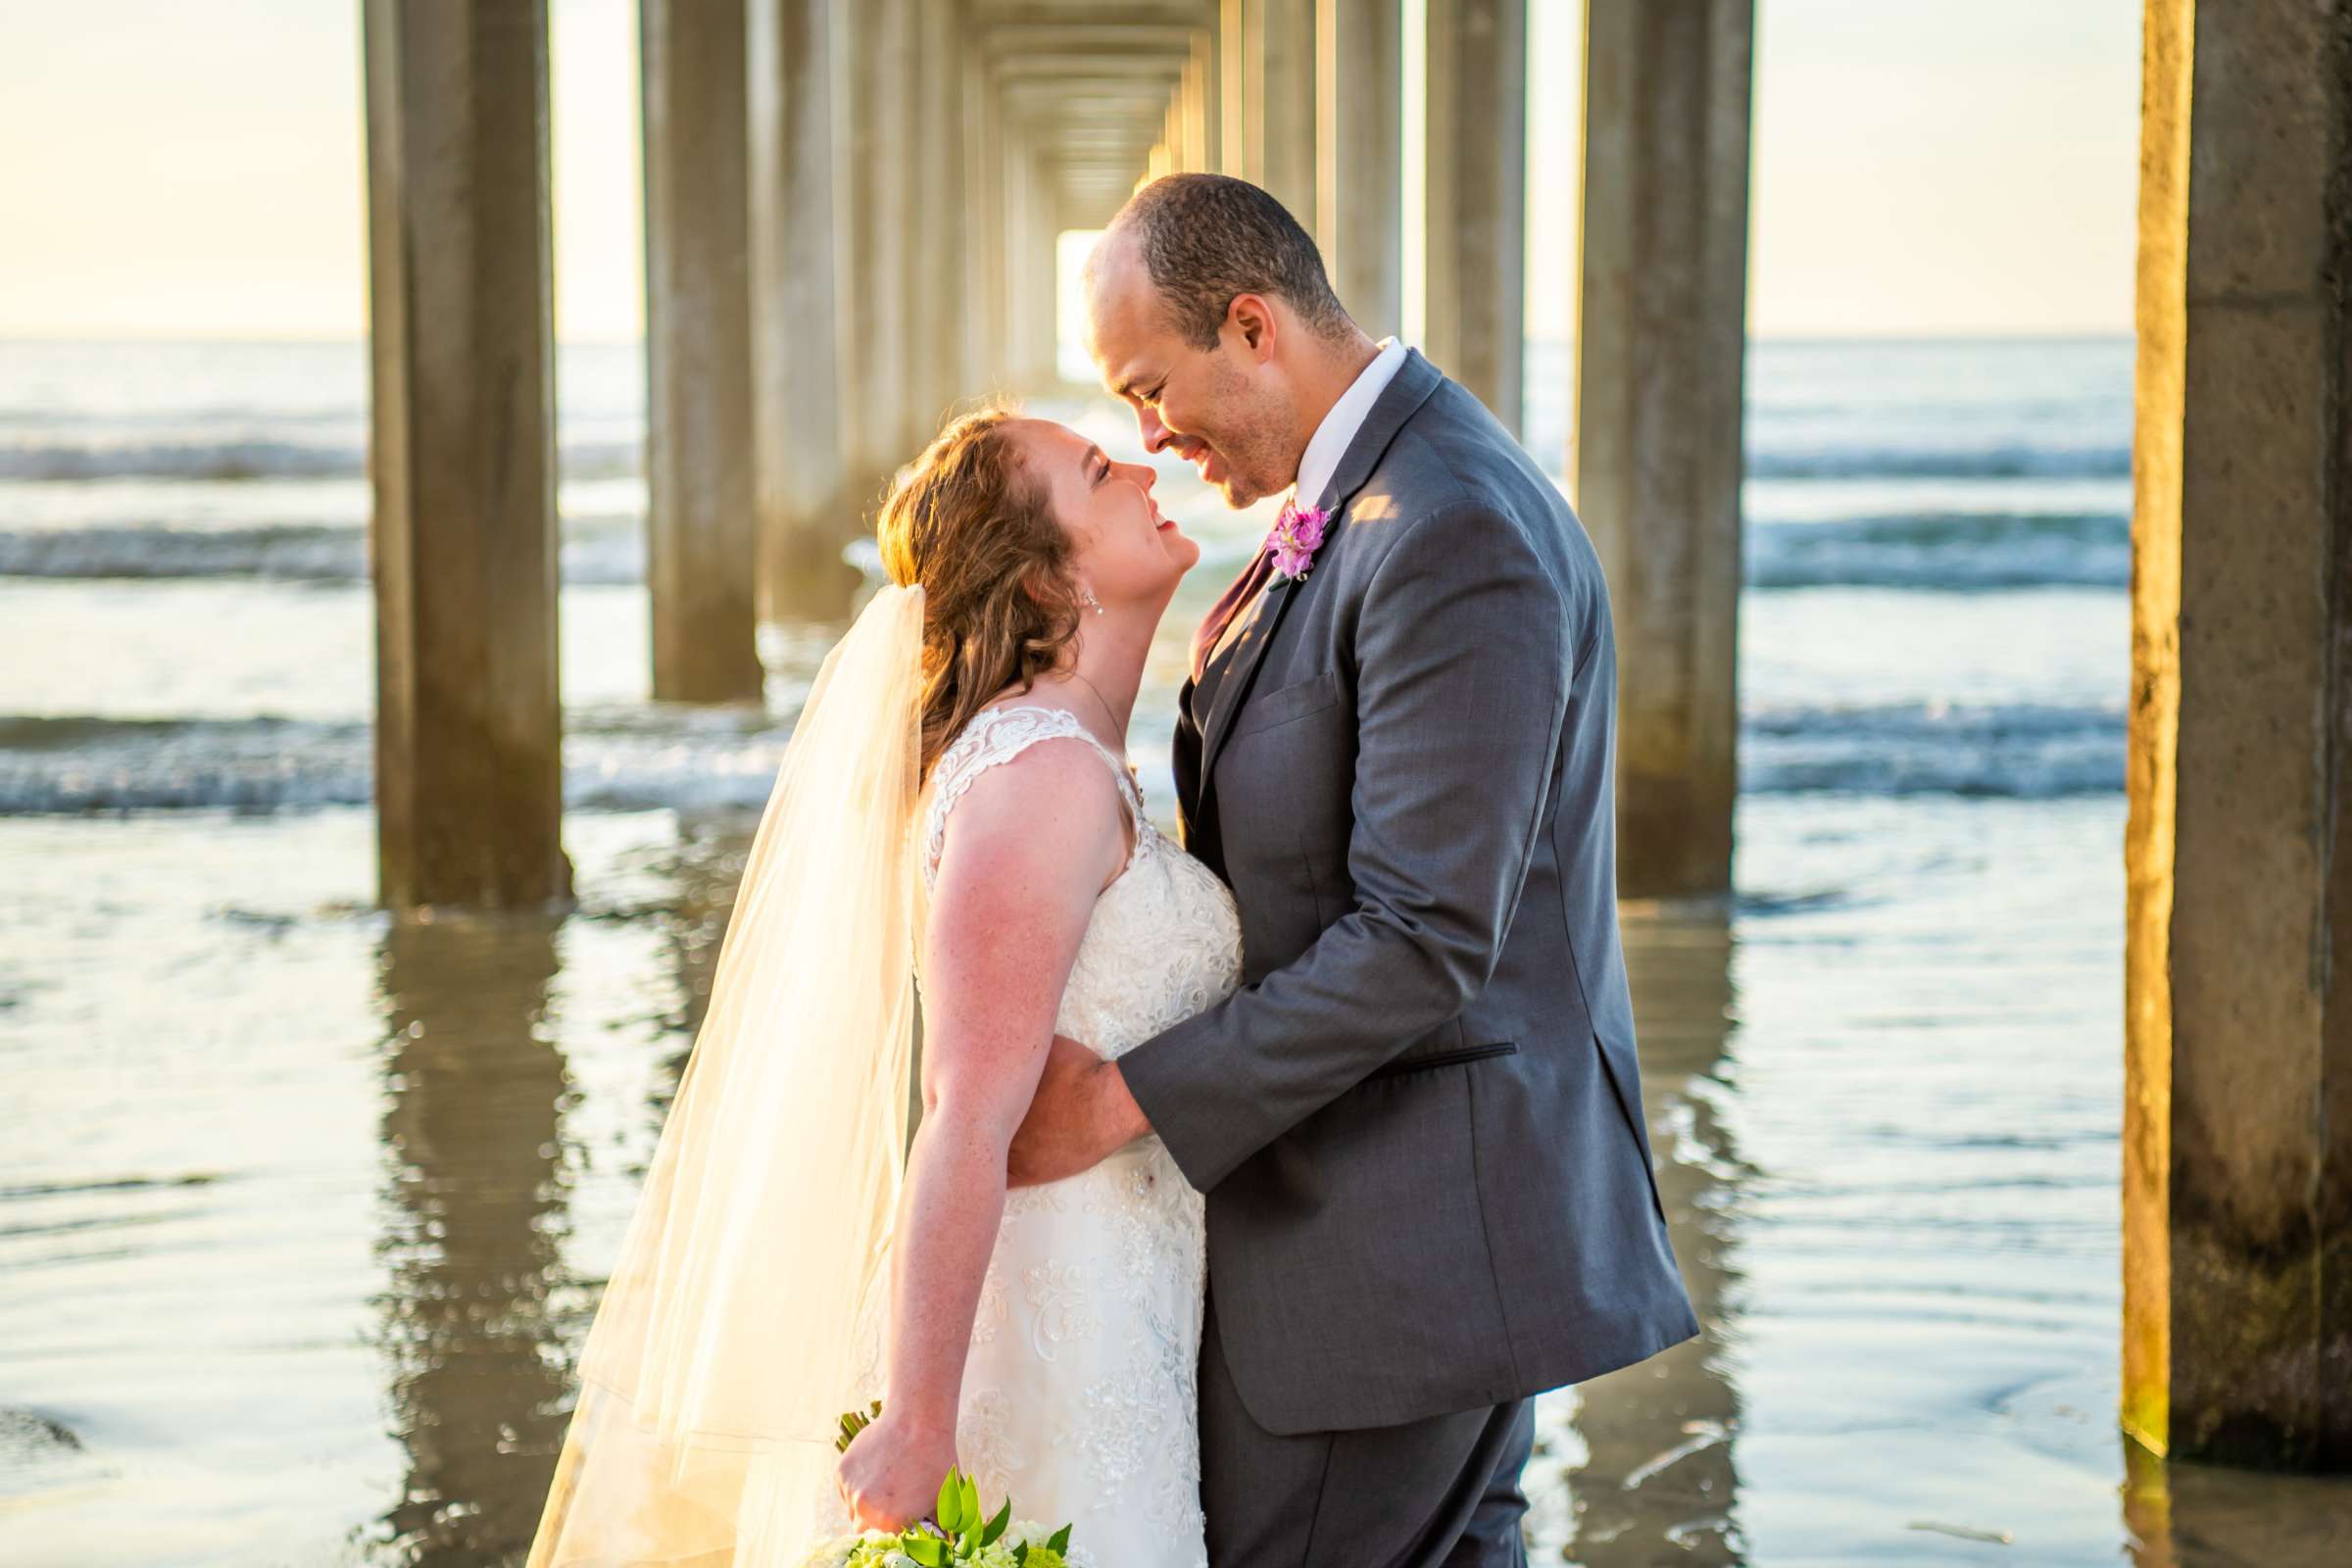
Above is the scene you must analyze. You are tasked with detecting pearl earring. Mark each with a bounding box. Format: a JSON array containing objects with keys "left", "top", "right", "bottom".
[{"left": 1080, "top": 585, "right": 1104, "bottom": 615}]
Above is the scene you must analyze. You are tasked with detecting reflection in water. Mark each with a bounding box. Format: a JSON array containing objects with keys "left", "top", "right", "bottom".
[
  {"left": 1530, "top": 903, "right": 1749, "bottom": 1564},
  {"left": 2121, "top": 1438, "right": 2177, "bottom": 1568},
  {"left": 577, "top": 808, "right": 760, "bottom": 1112},
  {"left": 656, "top": 812, "right": 756, "bottom": 1076},
  {"left": 372, "top": 913, "right": 573, "bottom": 1567},
  {"left": 310, "top": 822, "right": 2352, "bottom": 1568},
  {"left": 2123, "top": 1434, "right": 2352, "bottom": 1566}
]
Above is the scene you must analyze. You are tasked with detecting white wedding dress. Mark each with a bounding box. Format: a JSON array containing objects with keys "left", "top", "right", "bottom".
[{"left": 823, "top": 706, "right": 1243, "bottom": 1567}]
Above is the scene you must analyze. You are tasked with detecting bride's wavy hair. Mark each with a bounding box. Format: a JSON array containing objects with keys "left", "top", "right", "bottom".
[{"left": 876, "top": 405, "right": 1084, "bottom": 781}]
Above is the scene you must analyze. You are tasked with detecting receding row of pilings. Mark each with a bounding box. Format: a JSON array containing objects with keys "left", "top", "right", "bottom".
[
  {"left": 359, "top": 0, "right": 2349, "bottom": 1473},
  {"left": 360, "top": 0, "right": 1744, "bottom": 906}
]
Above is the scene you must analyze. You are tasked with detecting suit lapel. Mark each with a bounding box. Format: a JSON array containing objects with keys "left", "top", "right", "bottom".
[
  {"left": 1193, "top": 351, "right": 1446, "bottom": 803},
  {"left": 1172, "top": 670, "right": 1205, "bottom": 844},
  {"left": 1195, "top": 571, "right": 1299, "bottom": 787}
]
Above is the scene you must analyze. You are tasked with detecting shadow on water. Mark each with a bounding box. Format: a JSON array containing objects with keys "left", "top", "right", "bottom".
[
  {"left": 1527, "top": 902, "right": 1750, "bottom": 1564},
  {"left": 370, "top": 913, "right": 574, "bottom": 1567}
]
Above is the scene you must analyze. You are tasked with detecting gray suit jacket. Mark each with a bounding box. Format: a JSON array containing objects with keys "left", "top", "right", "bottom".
[{"left": 1118, "top": 349, "right": 1699, "bottom": 1437}]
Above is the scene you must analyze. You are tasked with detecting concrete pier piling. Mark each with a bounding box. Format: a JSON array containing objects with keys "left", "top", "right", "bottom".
[
  {"left": 1575, "top": 0, "right": 1755, "bottom": 903},
  {"left": 747, "top": 0, "right": 861, "bottom": 623},
  {"left": 1220, "top": 0, "right": 1249, "bottom": 176},
  {"left": 362, "top": 0, "right": 567, "bottom": 910},
  {"left": 962, "top": 41, "right": 1008, "bottom": 388},
  {"left": 1243, "top": 0, "right": 1319, "bottom": 229},
  {"left": 1316, "top": 0, "right": 1403, "bottom": 338},
  {"left": 913, "top": 3, "right": 971, "bottom": 428},
  {"left": 641, "top": 0, "right": 762, "bottom": 701},
  {"left": 1004, "top": 126, "right": 1058, "bottom": 389},
  {"left": 844, "top": 0, "right": 917, "bottom": 507},
  {"left": 2125, "top": 0, "right": 2352, "bottom": 1471},
  {"left": 1422, "top": 0, "right": 1527, "bottom": 433}
]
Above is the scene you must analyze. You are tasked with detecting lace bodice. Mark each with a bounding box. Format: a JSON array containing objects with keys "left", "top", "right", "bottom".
[
  {"left": 920, "top": 706, "right": 1243, "bottom": 1060},
  {"left": 821, "top": 706, "right": 1242, "bottom": 1567}
]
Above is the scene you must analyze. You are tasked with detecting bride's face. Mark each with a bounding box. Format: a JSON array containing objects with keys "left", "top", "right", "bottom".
[{"left": 1009, "top": 418, "right": 1200, "bottom": 612}]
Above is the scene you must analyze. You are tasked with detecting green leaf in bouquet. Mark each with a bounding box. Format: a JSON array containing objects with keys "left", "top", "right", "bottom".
[
  {"left": 959, "top": 1473, "right": 981, "bottom": 1530},
  {"left": 1010, "top": 1545, "right": 1028, "bottom": 1567},
  {"left": 1047, "top": 1524, "right": 1072, "bottom": 1555},
  {"left": 981, "top": 1500, "right": 1010, "bottom": 1547},
  {"left": 936, "top": 1471, "right": 967, "bottom": 1534},
  {"left": 902, "top": 1534, "right": 947, "bottom": 1567}
]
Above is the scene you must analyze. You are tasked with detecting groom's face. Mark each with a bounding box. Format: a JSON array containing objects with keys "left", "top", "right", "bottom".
[{"left": 1085, "top": 241, "right": 1297, "bottom": 510}]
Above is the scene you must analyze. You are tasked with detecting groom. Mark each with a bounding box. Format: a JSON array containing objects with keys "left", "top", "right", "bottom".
[{"left": 1011, "top": 174, "right": 1698, "bottom": 1565}]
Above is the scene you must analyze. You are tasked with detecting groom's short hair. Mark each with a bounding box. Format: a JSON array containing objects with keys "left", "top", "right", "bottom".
[{"left": 1106, "top": 174, "right": 1353, "bottom": 351}]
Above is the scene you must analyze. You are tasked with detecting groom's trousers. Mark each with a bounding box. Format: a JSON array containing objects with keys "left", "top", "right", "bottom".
[{"left": 1200, "top": 1301, "right": 1536, "bottom": 1567}]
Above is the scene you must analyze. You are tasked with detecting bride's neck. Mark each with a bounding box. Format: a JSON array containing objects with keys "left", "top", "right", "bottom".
[{"left": 1058, "top": 614, "right": 1152, "bottom": 738}]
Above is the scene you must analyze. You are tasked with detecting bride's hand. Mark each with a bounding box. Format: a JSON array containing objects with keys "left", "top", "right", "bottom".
[{"left": 835, "top": 1405, "right": 959, "bottom": 1534}]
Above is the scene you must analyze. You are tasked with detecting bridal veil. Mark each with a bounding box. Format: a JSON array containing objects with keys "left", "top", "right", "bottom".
[{"left": 528, "top": 585, "right": 926, "bottom": 1566}]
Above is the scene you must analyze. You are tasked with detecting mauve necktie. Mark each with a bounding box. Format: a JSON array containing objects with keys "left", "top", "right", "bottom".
[
  {"left": 1185, "top": 543, "right": 1279, "bottom": 681},
  {"left": 1190, "top": 544, "right": 1276, "bottom": 683}
]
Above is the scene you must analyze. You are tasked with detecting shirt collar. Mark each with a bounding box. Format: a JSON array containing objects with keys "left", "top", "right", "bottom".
[{"left": 1292, "top": 336, "right": 1407, "bottom": 512}]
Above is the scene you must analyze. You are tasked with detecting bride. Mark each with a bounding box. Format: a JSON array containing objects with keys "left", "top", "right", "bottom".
[{"left": 526, "top": 407, "right": 1242, "bottom": 1567}]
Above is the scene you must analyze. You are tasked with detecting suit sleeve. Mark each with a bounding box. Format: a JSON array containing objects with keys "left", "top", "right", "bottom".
[{"left": 1117, "top": 500, "right": 1576, "bottom": 1193}]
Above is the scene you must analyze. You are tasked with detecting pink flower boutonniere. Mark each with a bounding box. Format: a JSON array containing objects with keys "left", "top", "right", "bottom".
[{"left": 1264, "top": 501, "right": 1331, "bottom": 583}]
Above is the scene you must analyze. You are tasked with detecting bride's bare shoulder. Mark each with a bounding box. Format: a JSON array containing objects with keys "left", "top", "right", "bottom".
[{"left": 930, "top": 730, "right": 1127, "bottom": 897}]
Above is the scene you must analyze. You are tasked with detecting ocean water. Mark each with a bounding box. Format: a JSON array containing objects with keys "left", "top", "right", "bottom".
[{"left": 2, "top": 336, "right": 2346, "bottom": 1566}]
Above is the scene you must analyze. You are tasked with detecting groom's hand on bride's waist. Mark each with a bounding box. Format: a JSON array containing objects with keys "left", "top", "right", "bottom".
[{"left": 1007, "top": 1034, "right": 1151, "bottom": 1187}]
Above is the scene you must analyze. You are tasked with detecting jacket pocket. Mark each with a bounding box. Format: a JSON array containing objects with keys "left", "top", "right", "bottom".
[
  {"left": 1229, "top": 669, "right": 1342, "bottom": 738},
  {"left": 1367, "top": 1042, "right": 1520, "bottom": 1081}
]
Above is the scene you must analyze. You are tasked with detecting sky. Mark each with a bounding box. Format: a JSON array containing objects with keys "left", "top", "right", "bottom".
[{"left": 0, "top": 0, "right": 2142, "bottom": 342}]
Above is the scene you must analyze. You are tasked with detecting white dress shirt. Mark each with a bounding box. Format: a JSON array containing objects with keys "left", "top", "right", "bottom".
[{"left": 1292, "top": 336, "right": 1407, "bottom": 510}]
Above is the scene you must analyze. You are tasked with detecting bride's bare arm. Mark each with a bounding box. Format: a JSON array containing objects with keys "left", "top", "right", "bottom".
[{"left": 836, "top": 740, "right": 1125, "bottom": 1529}]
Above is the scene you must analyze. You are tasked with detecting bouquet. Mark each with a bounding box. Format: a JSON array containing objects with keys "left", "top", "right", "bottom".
[{"left": 805, "top": 1404, "right": 1074, "bottom": 1568}]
